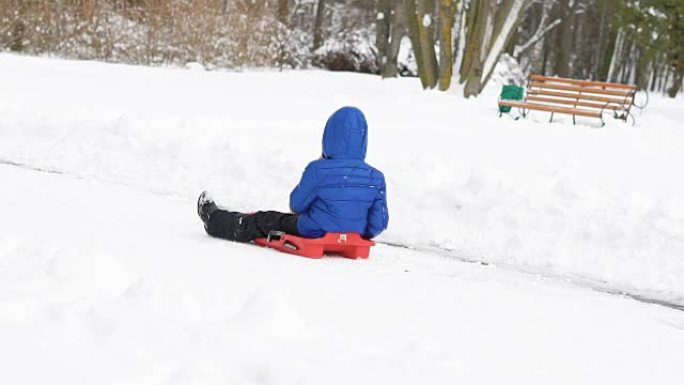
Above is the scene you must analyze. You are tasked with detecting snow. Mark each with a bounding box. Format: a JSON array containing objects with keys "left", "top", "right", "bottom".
[
  {"left": 397, "top": 35, "right": 418, "bottom": 76},
  {"left": 2, "top": 53, "right": 683, "bottom": 303},
  {"left": 2, "top": 163, "right": 684, "bottom": 385},
  {"left": 184, "top": 62, "right": 207, "bottom": 71},
  {"left": 422, "top": 14, "right": 432, "bottom": 28},
  {"left": 1, "top": 53, "right": 684, "bottom": 383}
]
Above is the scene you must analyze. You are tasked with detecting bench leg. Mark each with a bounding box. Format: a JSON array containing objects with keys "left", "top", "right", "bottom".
[
  {"left": 549, "top": 112, "right": 554, "bottom": 123},
  {"left": 573, "top": 114, "right": 576, "bottom": 125}
]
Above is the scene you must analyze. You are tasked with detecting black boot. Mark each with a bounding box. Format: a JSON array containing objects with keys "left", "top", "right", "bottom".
[{"left": 197, "top": 191, "right": 218, "bottom": 226}]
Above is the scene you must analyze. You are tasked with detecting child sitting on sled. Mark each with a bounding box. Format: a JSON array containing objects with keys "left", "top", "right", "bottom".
[{"left": 197, "top": 106, "right": 389, "bottom": 242}]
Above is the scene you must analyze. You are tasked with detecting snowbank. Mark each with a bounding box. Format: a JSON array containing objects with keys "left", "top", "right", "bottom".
[{"left": 1, "top": 53, "right": 683, "bottom": 304}]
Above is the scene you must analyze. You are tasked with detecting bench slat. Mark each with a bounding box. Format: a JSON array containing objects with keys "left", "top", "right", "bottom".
[
  {"left": 530, "top": 74, "right": 637, "bottom": 90},
  {"left": 525, "top": 95, "right": 626, "bottom": 111},
  {"left": 527, "top": 89, "right": 632, "bottom": 105},
  {"left": 528, "top": 81, "right": 634, "bottom": 97},
  {"left": 498, "top": 100, "right": 602, "bottom": 118}
]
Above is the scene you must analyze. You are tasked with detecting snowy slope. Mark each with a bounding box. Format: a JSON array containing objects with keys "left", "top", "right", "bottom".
[
  {"left": 2, "top": 163, "right": 684, "bottom": 385},
  {"left": 2, "top": 54, "right": 683, "bottom": 305}
]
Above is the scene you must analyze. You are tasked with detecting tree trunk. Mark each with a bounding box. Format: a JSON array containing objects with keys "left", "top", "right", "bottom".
[
  {"left": 376, "top": 0, "right": 391, "bottom": 71},
  {"left": 668, "top": 62, "right": 684, "bottom": 97},
  {"left": 437, "top": 0, "right": 455, "bottom": 90},
  {"left": 666, "top": 2, "right": 684, "bottom": 97},
  {"left": 313, "top": 0, "right": 326, "bottom": 50},
  {"left": 541, "top": 33, "right": 550, "bottom": 75},
  {"left": 662, "top": 67, "right": 671, "bottom": 94},
  {"left": 620, "top": 39, "right": 634, "bottom": 84},
  {"left": 452, "top": 0, "right": 467, "bottom": 72},
  {"left": 277, "top": 0, "right": 289, "bottom": 25},
  {"left": 459, "top": 0, "right": 489, "bottom": 93},
  {"left": 416, "top": 0, "right": 439, "bottom": 88},
  {"left": 460, "top": 0, "right": 530, "bottom": 97},
  {"left": 650, "top": 58, "right": 660, "bottom": 92},
  {"left": 591, "top": 0, "right": 610, "bottom": 80},
  {"left": 606, "top": 29, "right": 624, "bottom": 82},
  {"left": 634, "top": 47, "right": 650, "bottom": 89},
  {"left": 10, "top": 1, "right": 28, "bottom": 52},
  {"left": 555, "top": 0, "right": 576, "bottom": 77},
  {"left": 404, "top": 0, "right": 438, "bottom": 89},
  {"left": 404, "top": 0, "right": 425, "bottom": 80},
  {"left": 383, "top": 0, "right": 406, "bottom": 78}
]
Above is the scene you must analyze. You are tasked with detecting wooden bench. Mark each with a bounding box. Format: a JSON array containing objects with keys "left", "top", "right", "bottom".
[{"left": 498, "top": 75, "right": 638, "bottom": 125}]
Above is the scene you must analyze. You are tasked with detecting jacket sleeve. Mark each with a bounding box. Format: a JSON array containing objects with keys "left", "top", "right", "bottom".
[
  {"left": 289, "top": 164, "right": 317, "bottom": 214},
  {"left": 364, "top": 176, "right": 389, "bottom": 239}
]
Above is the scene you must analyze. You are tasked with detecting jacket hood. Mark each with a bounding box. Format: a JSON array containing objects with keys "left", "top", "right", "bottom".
[{"left": 322, "top": 106, "right": 368, "bottom": 160}]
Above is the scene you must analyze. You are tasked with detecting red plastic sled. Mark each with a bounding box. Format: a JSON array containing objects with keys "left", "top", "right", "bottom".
[{"left": 254, "top": 231, "right": 375, "bottom": 259}]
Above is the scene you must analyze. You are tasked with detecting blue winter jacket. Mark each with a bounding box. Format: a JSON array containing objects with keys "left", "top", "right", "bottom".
[{"left": 290, "top": 107, "right": 389, "bottom": 239}]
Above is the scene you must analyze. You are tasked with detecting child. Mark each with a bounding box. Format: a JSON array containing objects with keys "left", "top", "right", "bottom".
[{"left": 197, "top": 106, "right": 388, "bottom": 242}]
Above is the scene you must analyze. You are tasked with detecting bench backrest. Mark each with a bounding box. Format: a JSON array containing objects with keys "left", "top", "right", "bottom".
[{"left": 526, "top": 75, "right": 637, "bottom": 114}]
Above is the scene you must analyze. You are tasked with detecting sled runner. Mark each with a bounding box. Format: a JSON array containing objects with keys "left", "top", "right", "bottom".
[{"left": 254, "top": 231, "right": 375, "bottom": 259}]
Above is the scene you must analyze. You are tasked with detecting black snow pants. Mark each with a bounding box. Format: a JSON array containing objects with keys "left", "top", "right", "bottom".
[{"left": 205, "top": 209, "right": 300, "bottom": 243}]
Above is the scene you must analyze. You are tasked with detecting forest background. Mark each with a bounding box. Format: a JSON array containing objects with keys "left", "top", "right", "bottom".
[{"left": 1, "top": 0, "right": 683, "bottom": 98}]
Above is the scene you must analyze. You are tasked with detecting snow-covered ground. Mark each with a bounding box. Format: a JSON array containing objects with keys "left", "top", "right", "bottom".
[
  {"left": 2, "top": 163, "right": 684, "bottom": 385},
  {"left": 2, "top": 53, "right": 683, "bottom": 303},
  {"left": 1, "top": 53, "right": 684, "bottom": 383}
]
